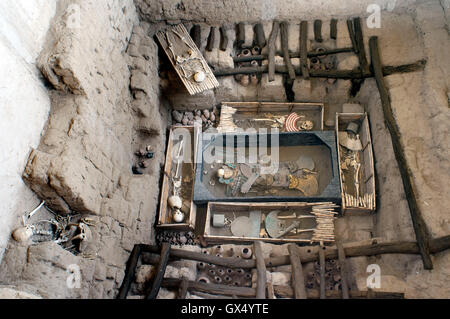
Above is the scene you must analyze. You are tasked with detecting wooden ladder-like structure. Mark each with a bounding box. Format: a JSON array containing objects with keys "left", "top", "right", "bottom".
[{"left": 117, "top": 239, "right": 414, "bottom": 299}]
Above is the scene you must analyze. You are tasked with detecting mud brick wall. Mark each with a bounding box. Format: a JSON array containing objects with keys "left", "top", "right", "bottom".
[
  {"left": 135, "top": 0, "right": 420, "bottom": 24},
  {"left": 0, "top": 0, "right": 167, "bottom": 299}
]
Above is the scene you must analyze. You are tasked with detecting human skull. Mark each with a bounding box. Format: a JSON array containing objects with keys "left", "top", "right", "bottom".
[
  {"left": 194, "top": 71, "right": 206, "bottom": 83},
  {"left": 12, "top": 226, "right": 33, "bottom": 242},
  {"left": 168, "top": 195, "right": 182, "bottom": 209},
  {"left": 299, "top": 120, "right": 314, "bottom": 130},
  {"left": 172, "top": 209, "right": 185, "bottom": 223},
  {"left": 217, "top": 168, "right": 225, "bottom": 178}
]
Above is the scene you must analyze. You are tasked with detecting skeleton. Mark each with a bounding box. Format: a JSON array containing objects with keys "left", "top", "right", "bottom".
[
  {"left": 57, "top": 217, "right": 96, "bottom": 257},
  {"left": 166, "top": 29, "right": 209, "bottom": 80},
  {"left": 167, "top": 139, "right": 185, "bottom": 223}
]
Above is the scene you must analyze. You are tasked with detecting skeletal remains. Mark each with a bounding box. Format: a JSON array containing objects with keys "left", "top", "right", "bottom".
[{"left": 12, "top": 200, "right": 97, "bottom": 257}]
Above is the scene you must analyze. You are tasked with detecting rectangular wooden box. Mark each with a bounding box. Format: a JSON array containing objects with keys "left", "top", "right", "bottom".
[
  {"left": 193, "top": 130, "right": 341, "bottom": 204},
  {"left": 157, "top": 125, "right": 201, "bottom": 230},
  {"left": 336, "top": 113, "right": 376, "bottom": 215},
  {"left": 203, "top": 201, "right": 338, "bottom": 244},
  {"left": 218, "top": 102, "right": 324, "bottom": 132}
]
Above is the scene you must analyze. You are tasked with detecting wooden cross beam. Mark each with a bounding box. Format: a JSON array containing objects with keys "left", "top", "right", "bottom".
[{"left": 368, "top": 36, "right": 433, "bottom": 270}]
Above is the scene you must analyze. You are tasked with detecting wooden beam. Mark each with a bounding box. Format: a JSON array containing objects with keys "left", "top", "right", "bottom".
[
  {"left": 214, "top": 59, "right": 426, "bottom": 79},
  {"left": 299, "top": 21, "right": 310, "bottom": 80},
  {"left": 288, "top": 244, "right": 307, "bottom": 299},
  {"left": 117, "top": 244, "right": 142, "bottom": 299},
  {"left": 267, "top": 281, "right": 276, "bottom": 299},
  {"left": 369, "top": 36, "right": 433, "bottom": 270},
  {"left": 314, "top": 20, "right": 323, "bottom": 42},
  {"left": 141, "top": 244, "right": 255, "bottom": 268},
  {"left": 236, "top": 23, "right": 245, "bottom": 48},
  {"left": 280, "top": 22, "right": 296, "bottom": 80},
  {"left": 337, "top": 243, "right": 350, "bottom": 299},
  {"left": 353, "top": 17, "right": 370, "bottom": 74},
  {"left": 146, "top": 242, "right": 171, "bottom": 299},
  {"left": 318, "top": 246, "right": 326, "bottom": 299},
  {"left": 268, "top": 21, "right": 279, "bottom": 82},
  {"left": 254, "top": 241, "right": 267, "bottom": 299},
  {"left": 206, "top": 26, "right": 216, "bottom": 51},
  {"left": 219, "top": 26, "right": 228, "bottom": 51},
  {"left": 178, "top": 279, "right": 189, "bottom": 299},
  {"left": 140, "top": 235, "right": 449, "bottom": 271},
  {"left": 346, "top": 19, "right": 358, "bottom": 54},
  {"left": 273, "top": 285, "right": 404, "bottom": 299},
  {"left": 254, "top": 23, "right": 266, "bottom": 48},
  {"left": 190, "top": 24, "right": 201, "bottom": 48},
  {"left": 232, "top": 47, "right": 354, "bottom": 63},
  {"left": 191, "top": 291, "right": 234, "bottom": 299},
  {"left": 330, "top": 19, "right": 338, "bottom": 40},
  {"left": 162, "top": 278, "right": 256, "bottom": 297}
]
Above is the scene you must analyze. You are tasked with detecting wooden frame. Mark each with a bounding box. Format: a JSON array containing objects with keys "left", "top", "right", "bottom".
[
  {"left": 203, "top": 202, "right": 338, "bottom": 244},
  {"left": 219, "top": 101, "right": 324, "bottom": 132},
  {"left": 157, "top": 125, "right": 200, "bottom": 231},
  {"left": 336, "top": 112, "right": 376, "bottom": 215},
  {"left": 156, "top": 24, "right": 219, "bottom": 95},
  {"left": 193, "top": 130, "right": 341, "bottom": 204}
]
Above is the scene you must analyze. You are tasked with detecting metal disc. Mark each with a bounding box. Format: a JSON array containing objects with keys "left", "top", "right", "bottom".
[
  {"left": 230, "top": 216, "right": 254, "bottom": 237},
  {"left": 265, "top": 211, "right": 282, "bottom": 238}
]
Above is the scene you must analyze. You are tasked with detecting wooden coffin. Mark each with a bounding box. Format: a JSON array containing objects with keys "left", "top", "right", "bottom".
[
  {"left": 158, "top": 125, "right": 200, "bottom": 230},
  {"left": 156, "top": 24, "right": 219, "bottom": 95},
  {"left": 336, "top": 112, "right": 376, "bottom": 215},
  {"left": 193, "top": 130, "right": 341, "bottom": 204},
  {"left": 203, "top": 201, "right": 338, "bottom": 244},
  {"left": 217, "top": 102, "right": 324, "bottom": 133}
]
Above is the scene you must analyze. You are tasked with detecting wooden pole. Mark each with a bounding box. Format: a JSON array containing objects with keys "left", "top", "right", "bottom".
[
  {"left": 214, "top": 59, "right": 426, "bottom": 79},
  {"left": 337, "top": 242, "right": 350, "bottom": 299},
  {"left": 191, "top": 291, "right": 234, "bottom": 299},
  {"left": 299, "top": 21, "right": 310, "bottom": 80},
  {"left": 273, "top": 285, "right": 404, "bottom": 299},
  {"left": 219, "top": 26, "right": 228, "bottom": 51},
  {"left": 146, "top": 242, "right": 171, "bottom": 299},
  {"left": 288, "top": 244, "right": 307, "bottom": 299},
  {"left": 346, "top": 19, "right": 358, "bottom": 53},
  {"left": 318, "top": 245, "right": 326, "bottom": 299},
  {"left": 139, "top": 235, "right": 448, "bottom": 270},
  {"left": 236, "top": 23, "right": 245, "bottom": 48},
  {"left": 206, "top": 26, "right": 216, "bottom": 51},
  {"left": 162, "top": 278, "right": 256, "bottom": 297},
  {"left": 254, "top": 241, "right": 267, "bottom": 299},
  {"left": 141, "top": 244, "right": 255, "bottom": 268},
  {"left": 353, "top": 17, "right": 370, "bottom": 74},
  {"left": 268, "top": 21, "right": 279, "bottom": 82},
  {"left": 117, "top": 244, "right": 141, "bottom": 299},
  {"left": 369, "top": 36, "right": 433, "bottom": 270},
  {"left": 280, "top": 22, "right": 296, "bottom": 80},
  {"left": 178, "top": 279, "right": 189, "bottom": 299},
  {"left": 330, "top": 19, "right": 338, "bottom": 40},
  {"left": 163, "top": 279, "right": 404, "bottom": 299},
  {"left": 190, "top": 24, "right": 201, "bottom": 48},
  {"left": 233, "top": 47, "right": 353, "bottom": 63},
  {"left": 267, "top": 281, "right": 276, "bottom": 299},
  {"left": 254, "top": 23, "right": 266, "bottom": 48},
  {"left": 314, "top": 20, "right": 323, "bottom": 42}
]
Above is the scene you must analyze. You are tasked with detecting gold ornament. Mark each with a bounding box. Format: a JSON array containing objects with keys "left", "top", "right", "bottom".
[{"left": 288, "top": 174, "right": 319, "bottom": 196}]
